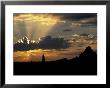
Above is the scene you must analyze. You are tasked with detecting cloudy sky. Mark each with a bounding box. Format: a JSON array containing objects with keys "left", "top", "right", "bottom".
[{"left": 13, "top": 13, "right": 97, "bottom": 62}]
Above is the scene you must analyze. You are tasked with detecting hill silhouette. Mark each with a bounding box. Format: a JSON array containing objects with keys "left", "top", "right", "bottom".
[{"left": 14, "top": 46, "right": 97, "bottom": 75}]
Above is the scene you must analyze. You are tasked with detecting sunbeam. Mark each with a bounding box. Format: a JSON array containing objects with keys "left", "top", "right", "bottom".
[{"left": 14, "top": 14, "right": 61, "bottom": 42}]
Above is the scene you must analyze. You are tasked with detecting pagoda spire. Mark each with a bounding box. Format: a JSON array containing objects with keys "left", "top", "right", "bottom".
[{"left": 42, "top": 53, "right": 45, "bottom": 63}]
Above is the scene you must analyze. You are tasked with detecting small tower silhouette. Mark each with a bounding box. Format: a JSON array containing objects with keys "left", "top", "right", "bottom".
[{"left": 42, "top": 54, "right": 45, "bottom": 63}]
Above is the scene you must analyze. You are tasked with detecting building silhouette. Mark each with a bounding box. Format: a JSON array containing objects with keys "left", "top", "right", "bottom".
[
  {"left": 14, "top": 46, "right": 97, "bottom": 75},
  {"left": 42, "top": 54, "right": 45, "bottom": 63}
]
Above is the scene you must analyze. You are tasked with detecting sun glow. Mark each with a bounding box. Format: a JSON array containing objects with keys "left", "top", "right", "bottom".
[
  {"left": 14, "top": 14, "right": 60, "bottom": 26},
  {"left": 14, "top": 49, "right": 58, "bottom": 62},
  {"left": 14, "top": 14, "right": 61, "bottom": 41}
]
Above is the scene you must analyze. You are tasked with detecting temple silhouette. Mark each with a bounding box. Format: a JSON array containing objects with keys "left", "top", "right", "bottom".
[
  {"left": 14, "top": 46, "right": 97, "bottom": 75},
  {"left": 42, "top": 54, "right": 45, "bottom": 63}
]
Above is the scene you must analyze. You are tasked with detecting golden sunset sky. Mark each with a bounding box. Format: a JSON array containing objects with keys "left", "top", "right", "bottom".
[{"left": 13, "top": 13, "right": 97, "bottom": 62}]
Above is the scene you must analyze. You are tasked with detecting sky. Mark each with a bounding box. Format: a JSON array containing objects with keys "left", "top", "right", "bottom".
[{"left": 13, "top": 13, "right": 97, "bottom": 62}]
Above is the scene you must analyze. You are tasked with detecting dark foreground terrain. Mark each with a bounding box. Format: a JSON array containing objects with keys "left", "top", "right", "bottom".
[{"left": 14, "top": 46, "right": 97, "bottom": 75}]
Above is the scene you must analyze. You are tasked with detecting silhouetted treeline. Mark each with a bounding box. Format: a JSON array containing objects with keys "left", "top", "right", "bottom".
[{"left": 14, "top": 46, "right": 97, "bottom": 75}]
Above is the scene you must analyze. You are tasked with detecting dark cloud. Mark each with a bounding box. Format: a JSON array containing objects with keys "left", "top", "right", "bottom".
[
  {"left": 80, "top": 17, "right": 97, "bottom": 25},
  {"left": 53, "top": 13, "right": 97, "bottom": 27},
  {"left": 37, "top": 36, "right": 70, "bottom": 49},
  {"left": 63, "top": 29, "right": 72, "bottom": 32},
  {"left": 14, "top": 13, "right": 97, "bottom": 20},
  {"left": 71, "top": 16, "right": 97, "bottom": 27},
  {"left": 52, "top": 13, "right": 97, "bottom": 20},
  {"left": 14, "top": 36, "right": 71, "bottom": 51}
]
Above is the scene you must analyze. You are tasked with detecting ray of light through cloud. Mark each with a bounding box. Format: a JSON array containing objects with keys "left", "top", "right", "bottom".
[
  {"left": 13, "top": 13, "right": 97, "bottom": 62},
  {"left": 14, "top": 13, "right": 61, "bottom": 42}
]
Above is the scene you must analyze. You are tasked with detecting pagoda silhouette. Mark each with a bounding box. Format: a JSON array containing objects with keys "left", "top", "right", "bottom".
[
  {"left": 42, "top": 54, "right": 45, "bottom": 63},
  {"left": 14, "top": 46, "right": 97, "bottom": 75}
]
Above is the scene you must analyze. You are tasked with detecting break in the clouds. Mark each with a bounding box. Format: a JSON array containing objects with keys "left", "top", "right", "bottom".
[
  {"left": 13, "top": 13, "right": 97, "bottom": 61},
  {"left": 13, "top": 13, "right": 97, "bottom": 43}
]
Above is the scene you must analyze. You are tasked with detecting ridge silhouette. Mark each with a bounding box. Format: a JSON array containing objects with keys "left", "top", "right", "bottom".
[{"left": 14, "top": 46, "right": 97, "bottom": 75}]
